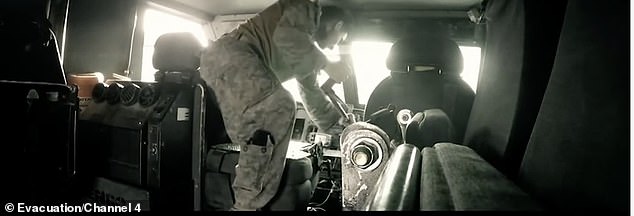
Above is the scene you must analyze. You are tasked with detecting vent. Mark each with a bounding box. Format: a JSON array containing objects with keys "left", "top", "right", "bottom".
[
  {"left": 106, "top": 83, "right": 124, "bottom": 105},
  {"left": 120, "top": 83, "right": 140, "bottom": 106},
  {"left": 139, "top": 85, "right": 159, "bottom": 107},
  {"left": 92, "top": 83, "right": 108, "bottom": 103}
]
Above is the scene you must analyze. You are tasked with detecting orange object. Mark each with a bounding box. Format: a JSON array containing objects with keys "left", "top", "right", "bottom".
[
  {"left": 68, "top": 72, "right": 104, "bottom": 111},
  {"left": 68, "top": 72, "right": 103, "bottom": 97}
]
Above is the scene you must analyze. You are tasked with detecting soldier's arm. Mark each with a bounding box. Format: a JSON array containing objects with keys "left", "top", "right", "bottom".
[
  {"left": 272, "top": 0, "right": 329, "bottom": 80},
  {"left": 296, "top": 72, "right": 341, "bottom": 131}
]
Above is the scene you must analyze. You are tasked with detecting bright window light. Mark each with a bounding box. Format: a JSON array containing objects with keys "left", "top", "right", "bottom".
[
  {"left": 458, "top": 46, "right": 481, "bottom": 92},
  {"left": 141, "top": 8, "right": 207, "bottom": 82},
  {"left": 282, "top": 42, "right": 482, "bottom": 107},
  {"left": 351, "top": 41, "right": 394, "bottom": 105},
  {"left": 282, "top": 44, "right": 344, "bottom": 102},
  {"left": 281, "top": 71, "right": 345, "bottom": 103}
]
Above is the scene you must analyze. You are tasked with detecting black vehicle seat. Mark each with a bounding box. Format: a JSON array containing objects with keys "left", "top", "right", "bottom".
[
  {"left": 152, "top": 32, "right": 230, "bottom": 146},
  {"left": 365, "top": 34, "right": 475, "bottom": 148},
  {"left": 151, "top": 30, "right": 231, "bottom": 144},
  {"left": 419, "top": 0, "right": 628, "bottom": 211},
  {"left": 516, "top": 0, "right": 628, "bottom": 210},
  {"left": 420, "top": 143, "right": 540, "bottom": 210},
  {"left": 462, "top": 0, "right": 567, "bottom": 177},
  {"left": 205, "top": 143, "right": 319, "bottom": 211}
]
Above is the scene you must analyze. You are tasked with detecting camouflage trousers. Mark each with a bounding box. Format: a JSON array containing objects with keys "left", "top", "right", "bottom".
[{"left": 200, "top": 36, "right": 296, "bottom": 210}]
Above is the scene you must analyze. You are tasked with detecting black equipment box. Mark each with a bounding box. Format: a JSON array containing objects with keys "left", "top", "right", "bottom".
[
  {"left": 78, "top": 79, "right": 208, "bottom": 210},
  {"left": 0, "top": 80, "right": 79, "bottom": 202}
]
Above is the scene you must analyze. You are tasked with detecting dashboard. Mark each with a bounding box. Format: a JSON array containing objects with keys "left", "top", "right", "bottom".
[{"left": 291, "top": 102, "right": 319, "bottom": 144}]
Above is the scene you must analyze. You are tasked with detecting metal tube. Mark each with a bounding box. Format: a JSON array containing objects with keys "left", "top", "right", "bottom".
[{"left": 366, "top": 144, "right": 422, "bottom": 211}]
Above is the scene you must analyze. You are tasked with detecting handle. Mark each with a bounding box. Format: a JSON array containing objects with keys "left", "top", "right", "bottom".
[{"left": 320, "top": 78, "right": 354, "bottom": 124}]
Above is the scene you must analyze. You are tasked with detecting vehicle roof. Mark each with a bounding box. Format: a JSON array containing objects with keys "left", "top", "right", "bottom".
[{"left": 165, "top": 0, "right": 483, "bottom": 16}]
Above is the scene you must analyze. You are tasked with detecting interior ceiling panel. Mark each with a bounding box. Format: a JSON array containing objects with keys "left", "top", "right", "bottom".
[
  {"left": 333, "top": 0, "right": 483, "bottom": 11},
  {"left": 167, "top": 0, "right": 483, "bottom": 16},
  {"left": 169, "top": 0, "right": 277, "bottom": 15}
]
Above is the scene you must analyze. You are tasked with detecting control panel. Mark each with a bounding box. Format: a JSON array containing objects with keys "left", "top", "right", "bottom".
[{"left": 291, "top": 102, "right": 319, "bottom": 143}]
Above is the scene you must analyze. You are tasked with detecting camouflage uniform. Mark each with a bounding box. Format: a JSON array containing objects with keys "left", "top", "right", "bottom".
[{"left": 200, "top": 0, "right": 341, "bottom": 211}]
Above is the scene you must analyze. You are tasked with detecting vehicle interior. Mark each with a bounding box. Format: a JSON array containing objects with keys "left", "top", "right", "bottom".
[{"left": 0, "top": 0, "right": 629, "bottom": 212}]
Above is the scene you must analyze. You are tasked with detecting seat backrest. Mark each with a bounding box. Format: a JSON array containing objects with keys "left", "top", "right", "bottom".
[
  {"left": 462, "top": 0, "right": 567, "bottom": 178},
  {"left": 517, "top": 0, "right": 628, "bottom": 210},
  {"left": 364, "top": 34, "right": 474, "bottom": 144},
  {"left": 0, "top": 3, "right": 67, "bottom": 84},
  {"left": 152, "top": 32, "right": 230, "bottom": 146}
]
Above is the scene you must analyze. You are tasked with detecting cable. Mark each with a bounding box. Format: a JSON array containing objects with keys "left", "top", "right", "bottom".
[
  {"left": 324, "top": 159, "right": 333, "bottom": 181},
  {"left": 309, "top": 184, "right": 334, "bottom": 207},
  {"left": 315, "top": 179, "right": 341, "bottom": 192},
  {"left": 307, "top": 207, "right": 326, "bottom": 211},
  {"left": 309, "top": 165, "right": 338, "bottom": 207}
]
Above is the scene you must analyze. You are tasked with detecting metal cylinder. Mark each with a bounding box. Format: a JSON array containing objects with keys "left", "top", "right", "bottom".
[{"left": 366, "top": 144, "right": 422, "bottom": 211}]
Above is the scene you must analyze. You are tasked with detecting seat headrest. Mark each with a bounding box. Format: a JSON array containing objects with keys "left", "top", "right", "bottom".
[
  {"left": 386, "top": 34, "right": 463, "bottom": 75},
  {"left": 152, "top": 32, "right": 202, "bottom": 72}
]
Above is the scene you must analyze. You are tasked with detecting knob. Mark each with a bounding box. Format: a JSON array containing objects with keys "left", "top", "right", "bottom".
[
  {"left": 120, "top": 83, "right": 141, "bottom": 105},
  {"left": 105, "top": 83, "right": 124, "bottom": 105},
  {"left": 92, "top": 83, "right": 108, "bottom": 103},
  {"left": 139, "top": 85, "right": 159, "bottom": 107},
  {"left": 397, "top": 109, "right": 413, "bottom": 125}
]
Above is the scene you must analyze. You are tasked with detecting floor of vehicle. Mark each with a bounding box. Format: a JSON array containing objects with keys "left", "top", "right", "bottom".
[
  {"left": 307, "top": 156, "right": 343, "bottom": 211},
  {"left": 308, "top": 179, "right": 342, "bottom": 211}
]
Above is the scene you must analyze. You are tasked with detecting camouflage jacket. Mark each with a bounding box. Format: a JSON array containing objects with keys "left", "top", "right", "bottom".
[{"left": 227, "top": 0, "right": 341, "bottom": 131}]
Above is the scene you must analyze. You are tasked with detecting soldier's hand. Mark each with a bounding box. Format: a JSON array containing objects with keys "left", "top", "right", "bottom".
[
  {"left": 324, "top": 61, "right": 352, "bottom": 83},
  {"left": 338, "top": 113, "right": 356, "bottom": 127}
]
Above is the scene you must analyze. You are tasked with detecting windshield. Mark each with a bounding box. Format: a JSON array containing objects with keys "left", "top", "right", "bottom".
[{"left": 282, "top": 41, "right": 481, "bottom": 106}]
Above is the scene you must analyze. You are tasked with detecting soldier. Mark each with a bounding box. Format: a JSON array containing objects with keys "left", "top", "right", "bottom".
[{"left": 199, "top": 0, "right": 353, "bottom": 211}]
